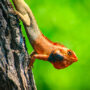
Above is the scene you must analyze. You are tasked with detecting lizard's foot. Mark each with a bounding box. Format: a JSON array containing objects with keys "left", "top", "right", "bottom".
[
  {"left": 14, "top": 10, "right": 20, "bottom": 16},
  {"left": 28, "top": 60, "right": 34, "bottom": 69},
  {"left": 25, "top": 62, "right": 33, "bottom": 72},
  {"left": 27, "top": 51, "right": 36, "bottom": 70},
  {"left": 14, "top": 10, "right": 18, "bottom": 15},
  {"left": 27, "top": 57, "right": 34, "bottom": 70}
]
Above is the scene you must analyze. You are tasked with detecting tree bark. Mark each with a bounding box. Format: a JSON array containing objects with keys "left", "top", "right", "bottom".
[{"left": 0, "top": 0, "right": 36, "bottom": 90}]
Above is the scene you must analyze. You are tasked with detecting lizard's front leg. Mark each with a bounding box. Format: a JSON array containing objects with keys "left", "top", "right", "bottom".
[{"left": 29, "top": 52, "right": 49, "bottom": 69}]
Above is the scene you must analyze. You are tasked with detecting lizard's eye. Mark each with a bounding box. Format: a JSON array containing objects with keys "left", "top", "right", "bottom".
[{"left": 67, "top": 50, "right": 72, "bottom": 56}]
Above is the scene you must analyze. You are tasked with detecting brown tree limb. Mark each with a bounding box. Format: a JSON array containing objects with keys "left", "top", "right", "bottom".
[{"left": 0, "top": 0, "right": 36, "bottom": 90}]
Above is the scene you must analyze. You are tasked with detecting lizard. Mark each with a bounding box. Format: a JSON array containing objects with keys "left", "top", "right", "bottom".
[{"left": 12, "top": 0, "right": 78, "bottom": 69}]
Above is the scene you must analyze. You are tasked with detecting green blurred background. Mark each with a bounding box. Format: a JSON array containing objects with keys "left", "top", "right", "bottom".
[{"left": 10, "top": 0, "right": 90, "bottom": 90}]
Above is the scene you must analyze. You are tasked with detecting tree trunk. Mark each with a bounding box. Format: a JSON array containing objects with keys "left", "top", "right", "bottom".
[{"left": 0, "top": 0, "right": 36, "bottom": 90}]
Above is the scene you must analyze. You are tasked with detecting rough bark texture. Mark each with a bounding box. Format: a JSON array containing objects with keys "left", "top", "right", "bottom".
[{"left": 0, "top": 0, "right": 36, "bottom": 90}]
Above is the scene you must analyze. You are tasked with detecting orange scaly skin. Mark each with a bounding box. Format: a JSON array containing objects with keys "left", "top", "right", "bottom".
[
  {"left": 12, "top": 0, "right": 78, "bottom": 69},
  {"left": 29, "top": 33, "right": 77, "bottom": 69}
]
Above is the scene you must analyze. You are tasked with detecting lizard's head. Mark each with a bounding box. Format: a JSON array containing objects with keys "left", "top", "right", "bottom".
[{"left": 48, "top": 46, "right": 77, "bottom": 69}]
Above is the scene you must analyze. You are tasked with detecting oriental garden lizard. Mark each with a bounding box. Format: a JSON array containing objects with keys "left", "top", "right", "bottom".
[{"left": 12, "top": 0, "right": 77, "bottom": 69}]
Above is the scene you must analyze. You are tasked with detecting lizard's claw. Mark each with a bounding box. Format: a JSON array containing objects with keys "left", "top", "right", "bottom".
[
  {"left": 27, "top": 58, "right": 34, "bottom": 70},
  {"left": 14, "top": 10, "right": 19, "bottom": 15},
  {"left": 25, "top": 62, "right": 33, "bottom": 73}
]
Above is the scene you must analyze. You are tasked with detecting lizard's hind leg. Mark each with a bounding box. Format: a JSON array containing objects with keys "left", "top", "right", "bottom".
[
  {"left": 28, "top": 52, "right": 49, "bottom": 69},
  {"left": 15, "top": 10, "right": 30, "bottom": 26}
]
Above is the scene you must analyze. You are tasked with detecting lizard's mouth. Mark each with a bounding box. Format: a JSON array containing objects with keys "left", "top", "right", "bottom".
[
  {"left": 48, "top": 49, "right": 77, "bottom": 69},
  {"left": 51, "top": 59, "right": 75, "bottom": 69}
]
